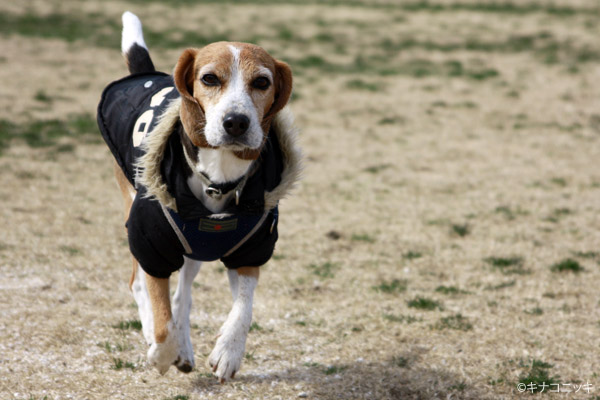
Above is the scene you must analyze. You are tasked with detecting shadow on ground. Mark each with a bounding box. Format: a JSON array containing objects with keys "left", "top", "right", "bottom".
[{"left": 191, "top": 353, "right": 495, "bottom": 399}]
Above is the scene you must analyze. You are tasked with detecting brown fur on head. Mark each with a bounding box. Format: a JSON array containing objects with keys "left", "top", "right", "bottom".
[{"left": 173, "top": 42, "right": 292, "bottom": 160}]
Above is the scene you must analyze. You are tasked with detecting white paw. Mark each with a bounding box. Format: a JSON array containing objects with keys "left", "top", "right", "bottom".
[
  {"left": 147, "top": 324, "right": 179, "bottom": 375},
  {"left": 174, "top": 327, "right": 195, "bottom": 373},
  {"left": 208, "top": 332, "right": 247, "bottom": 382}
]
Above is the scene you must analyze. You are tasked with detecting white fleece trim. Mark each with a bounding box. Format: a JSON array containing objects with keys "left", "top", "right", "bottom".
[{"left": 264, "top": 107, "right": 303, "bottom": 210}]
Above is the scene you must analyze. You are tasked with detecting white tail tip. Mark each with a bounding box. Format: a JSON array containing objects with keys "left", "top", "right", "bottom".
[{"left": 121, "top": 11, "right": 147, "bottom": 54}]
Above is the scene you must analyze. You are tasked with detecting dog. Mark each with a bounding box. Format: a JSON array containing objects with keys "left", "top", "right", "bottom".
[{"left": 96, "top": 12, "right": 301, "bottom": 381}]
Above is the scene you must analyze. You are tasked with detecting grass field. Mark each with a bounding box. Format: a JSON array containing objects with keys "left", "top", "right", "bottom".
[{"left": 1, "top": 0, "right": 600, "bottom": 399}]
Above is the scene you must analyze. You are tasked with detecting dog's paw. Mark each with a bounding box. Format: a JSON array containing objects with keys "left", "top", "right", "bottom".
[
  {"left": 173, "top": 352, "right": 194, "bottom": 373},
  {"left": 147, "top": 328, "right": 179, "bottom": 375},
  {"left": 171, "top": 323, "right": 195, "bottom": 373},
  {"left": 207, "top": 334, "right": 246, "bottom": 382}
]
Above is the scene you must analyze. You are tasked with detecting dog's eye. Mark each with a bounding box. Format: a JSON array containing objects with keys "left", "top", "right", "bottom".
[
  {"left": 252, "top": 77, "right": 271, "bottom": 90},
  {"left": 201, "top": 74, "right": 220, "bottom": 86}
]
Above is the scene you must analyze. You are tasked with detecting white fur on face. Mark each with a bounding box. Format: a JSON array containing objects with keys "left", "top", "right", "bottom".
[{"left": 202, "top": 45, "right": 264, "bottom": 150}]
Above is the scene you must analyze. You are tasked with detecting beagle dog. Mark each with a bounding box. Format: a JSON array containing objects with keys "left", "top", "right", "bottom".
[{"left": 97, "top": 12, "right": 301, "bottom": 382}]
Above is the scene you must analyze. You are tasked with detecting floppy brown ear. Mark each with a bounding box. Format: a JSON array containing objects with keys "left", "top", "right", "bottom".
[
  {"left": 173, "top": 48, "right": 209, "bottom": 146},
  {"left": 265, "top": 60, "right": 292, "bottom": 119},
  {"left": 174, "top": 48, "right": 197, "bottom": 102}
]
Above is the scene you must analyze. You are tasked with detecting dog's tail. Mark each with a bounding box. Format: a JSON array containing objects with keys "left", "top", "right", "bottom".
[{"left": 121, "top": 11, "right": 155, "bottom": 74}]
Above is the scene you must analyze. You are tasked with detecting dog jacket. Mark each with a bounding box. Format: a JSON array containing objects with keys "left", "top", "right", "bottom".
[{"left": 97, "top": 73, "right": 301, "bottom": 278}]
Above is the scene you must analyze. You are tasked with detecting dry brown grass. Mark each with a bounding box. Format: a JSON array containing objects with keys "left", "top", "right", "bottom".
[{"left": 1, "top": 0, "right": 600, "bottom": 399}]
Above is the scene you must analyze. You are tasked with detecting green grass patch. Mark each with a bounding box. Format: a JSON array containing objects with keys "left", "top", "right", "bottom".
[
  {"left": 402, "top": 251, "right": 423, "bottom": 260},
  {"left": 572, "top": 251, "right": 599, "bottom": 260},
  {"left": 59, "top": 245, "right": 81, "bottom": 256},
  {"left": 350, "top": 233, "right": 376, "bottom": 243},
  {"left": 372, "top": 279, "right": 407, "bottom": 294},
  {"left": 276, "top": 26, "right": 295, "bottom": 41},
  {"left": 304, "top": 362, "right": 347, "bottom": 375},
  {"left": 392, "top": 356, "right": 409, "bottom": 368},
  {"left": 435, "top": 285, "right": 468, "bottom": 295},
  {"left": 249, "top": 321, "right": 263, "bottom": 332},
  {"left": 450, "top": 223, "right": 470, "bottom": 237},
  {"left": 345, "top": 79, "right": 382, "bottom": 92},
  {"left": 484, "top": 256, "right": 529, "bottom": 275},
  {"left": 380, "top": 32, "right": 600, "bottom": 66},
  {"left": 0, "top": 11, "right": 233, "bottom": 49},
  {"left": 34, "top": 90, "right": 53, "bottom": 104},
  {"left": 407, "top": 296, "right": 442, "bottom": 311},
  {"left": 309, "top": 262, "right": 338, "bottom": 278},
  {"left": 378, "top": 116, "right": 405, "bottom": 125},
  {"left": 0, "top": 12, "right": 119, "bottom": 45},
  {"left": 98, "top": 341, "right": 131, "bottom": 353},
  {"left": 164, "top": 395, "right": 190, "bottom": 400},
  {"left": 550, "top": 258, "right": 584, "bottom": 273},
  {"left": 485, "top": 280, "right": 516, "bottom": 291},
  {"left": 289, "top": 54, "right": 500, "bottom": 79},
  {"left": 122, "top": 0, "right": 599, "bottom": 16},
  {"left": 112, "top": 319, "right": 143, "bottom": 331},
  {"left": 494, "top": 205, "right": 529, "bottom": 220},
  {"left": 314, "top": 32, "right": 336, "bottom": 43},
  {"left": 550, "top": 177, "right": 568, "bottom": 187},
  {"left": 400, "top": 2, "right": 590, "bottom": 15},
  {"left": 324, "top": 365, "right": 347, "bottom": 375},
  {"left": 363, "top": 163, "right": 392, "bottom": 174},
  {"left": 111, "top": 357, "right": 136, "bottom": 371},
  {"left": 524, "top": 307, "right": 544, "bottom": 316},
  {"left": 449, "top": 382, "right": 467, "bottom": 392},
  {"left": 294, "top": 54, "right": 329, "bottom": 69},
  {"left": 433, "top": 314, "right": 472, "bottom": 331},
  {"left": 518, "top": 360, "right": 560, "bottom": 393},
  {"left": 383, "top": 314, "right": 421, "bottom": 324},
  {"left": 544, "top": 207, "right": 572, "bottom": 223},
  {"left": 0, "top": 114, "right": 98, "bottom": 154}
]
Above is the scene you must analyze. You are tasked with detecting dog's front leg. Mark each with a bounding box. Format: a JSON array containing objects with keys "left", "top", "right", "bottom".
[
  {"left": 208, "top": 267, "right": 259, "bottom": 382},
  {"left": 171, "top": 257, "right": 202, "bottom": 373},
  {"left": 146, "top": 273, "right": 179, "bottom": 374}
]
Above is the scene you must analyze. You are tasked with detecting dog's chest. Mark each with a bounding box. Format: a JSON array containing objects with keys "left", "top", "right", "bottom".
[{"left": 185, "top": 148, "right": 253, "bottom": 213}]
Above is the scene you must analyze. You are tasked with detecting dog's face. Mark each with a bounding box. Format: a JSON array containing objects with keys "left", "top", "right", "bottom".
[{"left": 174, "top": 42, "right": 292, "bottom": 158}]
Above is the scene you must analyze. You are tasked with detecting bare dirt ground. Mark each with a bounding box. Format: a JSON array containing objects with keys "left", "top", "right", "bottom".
[{"left": 1, "top": 1, "right": 600, "bottom": 399}]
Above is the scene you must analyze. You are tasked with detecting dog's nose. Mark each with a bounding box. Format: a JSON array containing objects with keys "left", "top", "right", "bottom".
[{"left": 223, "top": 113, "right": 250, "bottom": 137}]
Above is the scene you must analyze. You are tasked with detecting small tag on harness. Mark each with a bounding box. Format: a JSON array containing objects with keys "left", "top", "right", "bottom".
[{"left": 199, "top": 218, "right": 238, "bottom": 232}]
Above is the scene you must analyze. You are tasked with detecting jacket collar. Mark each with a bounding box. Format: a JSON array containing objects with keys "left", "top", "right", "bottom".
[{"left": 135, "top": 97, "right": 303, "bottom": 213}]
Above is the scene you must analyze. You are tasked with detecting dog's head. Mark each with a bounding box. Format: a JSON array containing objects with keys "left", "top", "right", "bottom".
[{"left": 173, "top": 42, "right": 292, "bottom": 160}]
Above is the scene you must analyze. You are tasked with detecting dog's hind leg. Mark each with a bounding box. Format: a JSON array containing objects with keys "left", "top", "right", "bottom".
[
  {"left": 208, "top": 267, "right": 259, "bottom": 382},
  {"left": 171, "top": 257, "right": 202, "bottom": 373},
  {"left": 113, "top": 162, "right": 157, "bottom": 347},
  {"left": 130, "top": 262, "right": 155, "bottom": 346}
]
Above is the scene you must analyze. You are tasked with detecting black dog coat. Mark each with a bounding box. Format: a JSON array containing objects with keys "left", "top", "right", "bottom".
[{"left": 97, "top": 73, "right": 297, "bottom": 278}]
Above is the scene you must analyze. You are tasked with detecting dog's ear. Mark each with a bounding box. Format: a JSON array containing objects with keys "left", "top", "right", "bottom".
[
  {"left": 174, "top": 48, "right": 197, "bottom": 101},
  {"left": 173, "top": 48, "right": 209, "bottom": 146},
  {"left": 265, "top": 60, "right": 292, "bottom": 119}
]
